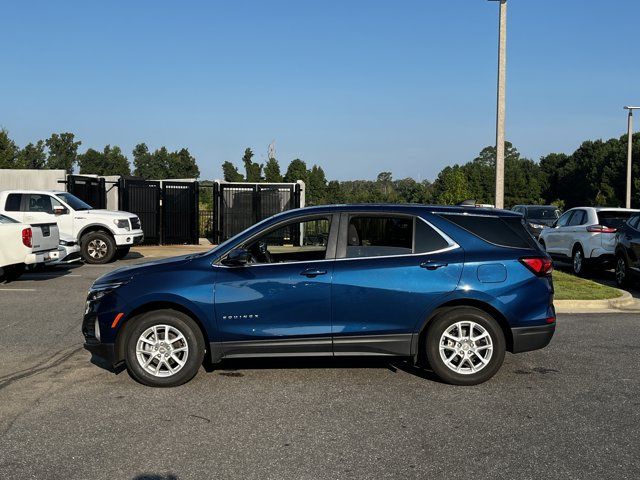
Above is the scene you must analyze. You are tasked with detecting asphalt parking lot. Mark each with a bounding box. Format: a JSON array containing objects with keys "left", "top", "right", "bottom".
[{"left": 1, "top": 255, "right": 639, "bottom": 480}]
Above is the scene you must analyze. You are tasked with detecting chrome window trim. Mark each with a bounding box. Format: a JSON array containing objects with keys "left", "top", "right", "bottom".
[{"left": 213, "top": 215, "right": 459, "bottom": 268}]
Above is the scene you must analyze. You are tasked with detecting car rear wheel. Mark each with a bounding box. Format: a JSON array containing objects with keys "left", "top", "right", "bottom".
[
  {"left": 125, "top": 309, "right": 205, "bottom": 387},
  {"left": 425, "top": 307, "right": 505, "bottom": 386},
  {"left": 572, "top": 246, "right": 587, "bottom": 276},
  {"left": 615, "top": 254, "right": 631, "bottom": 288},
  {"left": 82, "top": 231, "right": 116, "bottom": 264}
]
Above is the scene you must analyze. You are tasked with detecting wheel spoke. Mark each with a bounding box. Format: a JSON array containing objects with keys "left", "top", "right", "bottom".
[
  {"left": 170, "top": 353, "right": 185, "bottom": 366},
  {"left": 439, "top": 320, "right": 493, "bottom": 376},
  {"left": 169, "top": 334, "right": 185, "bottom": 344},
  {"left": 136, "top": 324, "right": 188, "bottom": 377}
]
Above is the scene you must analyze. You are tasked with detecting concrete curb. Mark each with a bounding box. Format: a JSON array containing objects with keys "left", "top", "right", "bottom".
[{"left": 555, "top": 290, "right": 637, "bottom": 313}]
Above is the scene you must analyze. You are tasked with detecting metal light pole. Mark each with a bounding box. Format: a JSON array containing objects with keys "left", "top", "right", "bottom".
[
  {"left": 489, "top": 0, "right": 507, "bottom": 209},
  {"left": 624, "top": 106, "right": 639, "bottom": 209}
]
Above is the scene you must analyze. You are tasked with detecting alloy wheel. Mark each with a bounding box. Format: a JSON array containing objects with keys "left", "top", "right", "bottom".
[
  {"left": 573, "top": 250, "right": 583, "bottom": 274},
  {"left": 87, "top": 239, "right": 108, "bottom": 259},
  {"left": 439, "top": 321, "right": 493, "bottom": 375},
  {"left": 616, "top": 257, "right": 626, "bottom": 285},
  {"left": 136, "top": 324, "right": 189, "bottom": 377}
]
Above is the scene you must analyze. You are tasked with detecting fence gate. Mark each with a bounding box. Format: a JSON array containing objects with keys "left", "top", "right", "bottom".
[
  {"left": 162, "top": 181, "right": 199, "bottom": 245},
  {"left": 216, "top": 182, "right": 301, "bottom": 243},
  {"left": 118, "top": 178, "right": 161, "bottom": 244},
  {"left": 67, "top": 175, "right": 106, "bottom": 209}
]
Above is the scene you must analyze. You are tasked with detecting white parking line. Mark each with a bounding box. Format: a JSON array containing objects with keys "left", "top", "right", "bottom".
[
  {"left": 0, "top": 288, "right": 37, "bottom": 292},
  {"left": 22, "top": 274, "right": 82, "bottom": 278}
]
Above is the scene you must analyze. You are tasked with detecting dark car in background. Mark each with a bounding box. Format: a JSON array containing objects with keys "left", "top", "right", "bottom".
[
  {"left": 512, "top": 205, "right": 562, "bottom": 238},
  {"left": 614, "top": 212, "right": 640, "bottom": 287}
]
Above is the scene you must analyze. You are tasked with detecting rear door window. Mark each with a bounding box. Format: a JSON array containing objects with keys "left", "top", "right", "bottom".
[
  {"left": 557, "top": 211, "right": 573, "bottom": 227},
  {"left": 568, "top": 210, "right": 586, "bottom": 226},
  {"left": 26, "top": 194, "right": 54, "bottom": 214},
  {"left": 439, "top": 214, "right": 538, "bottom": 249},
  {"left": 4, "top": 193, "right": 22, "bottom": 212},
  {"left": 344, "top": 215, "right": 450, "bottom": 258},
  {"left": 597, "top": 211, "right": 634, "bottom": 229}
]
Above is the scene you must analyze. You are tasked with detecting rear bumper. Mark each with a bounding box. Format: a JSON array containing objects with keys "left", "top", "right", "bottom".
[
  {"left": 511, "top": 323, "right": 555, "bottom": 353},
  {"left": 24, "top": 249, "right": 59, "bottom": 265}
]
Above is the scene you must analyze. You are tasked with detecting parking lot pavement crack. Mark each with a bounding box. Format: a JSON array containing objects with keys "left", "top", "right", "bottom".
[{"left": 0, "top": 344, "right": 83, "bottom": 391}]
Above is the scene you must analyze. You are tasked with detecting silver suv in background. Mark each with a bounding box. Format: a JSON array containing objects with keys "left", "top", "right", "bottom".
[{"left": 538, "top": 207, "right": 639, "bottom": 275}]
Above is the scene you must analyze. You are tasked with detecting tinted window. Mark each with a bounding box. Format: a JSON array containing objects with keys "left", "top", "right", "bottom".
[
  {"left": 346, "top": 216, "right": 412, "bottom": 258},
  {"left": 5, "top": 194, "right": 22, "bottom": 212},
  {"left": 568, "top": 210, "right": 586, "bottom": 226},
  {"left": 557, "top": 211, "right": 573, "bottom": 227},
  {"left": 527, "top": 207, "right": 560, "bottom": 220},
  {"left": 246, "top": 216, "right": 331, "bottom": 264},
  {"left": 628, "top": 215, "right": 640, "bottom": 229},
  {"left": 26, "top": 194, "right": 54, "bottom": 213},
  {"left": 597, "top": 211, "right": 633, "bottom": 229},
  {"left": 56, "top": 192, "right": 93, "bottom": 210},
  {"left": 439, "top": 214, "right": 537, "bottom": 249},
  {"left": 415, "top": 219, "right": 450, "bottom": 253}
]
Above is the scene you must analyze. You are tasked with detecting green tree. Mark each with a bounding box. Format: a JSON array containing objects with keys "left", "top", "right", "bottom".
[
  {"left": 16, "top": 140, "right": 46, "bottom": 169},
  {"left": 77, "top": 148, "right": 104, "bottom": 174},
  {"left": 284, "top": 158, "right": 308, "bottom": 184},
  {"left": 264, "top": 157, "right": 283, "bottom": 182},
  {"left": 79, "top": 145, "right": 131, "bottom": 176},
  {"left": 242, "top": 148, "right": 262, "bottom": 182},
  {"left": 167, "top": 148, "right": 199, "bottom": 178},
  {"left": 45, "top": 132, "right": 81, "bottom": 173},
  {"left": 0, "top": 129, "right": 19, "bottom": 168},
  {"left": 308, "top": 165, "right": 328, "bottom": 205},
  {"left": 433, "top": 166, "right": 471, "bottom": 205},
  {"left": 222, "top": 161, "right": 244, "bottom": 181}
]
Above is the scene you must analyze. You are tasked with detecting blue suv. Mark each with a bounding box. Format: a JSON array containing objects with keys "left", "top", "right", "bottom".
[{"left": 83, "top": 205, "right": 555, "bottom": 387}]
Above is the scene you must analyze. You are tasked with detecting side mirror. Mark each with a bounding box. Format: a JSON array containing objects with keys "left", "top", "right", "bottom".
[
  {"left": 221, "top": 248, "right": 251, "bottom": 266},
  {"left": 53, "top": 205, "right": 67, "bottom": 215}
]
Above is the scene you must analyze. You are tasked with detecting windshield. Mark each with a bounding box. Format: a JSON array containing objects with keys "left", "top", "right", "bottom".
[
  {"left": 0, "top": 214, "right": 19, "bottom": 224},
  {"left": 56, "top": 192, "right": 93, "bottom": 211},
  {"left": 527, "top": 207, "right": 560, "bottom": 220}
]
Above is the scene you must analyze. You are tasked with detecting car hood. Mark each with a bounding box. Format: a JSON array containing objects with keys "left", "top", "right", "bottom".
[
  {"left": 78, "top": 209, "right": 137, "bottom": 218},
  {"left": 93, "top": 255, "right": 194, "bottom": 285}
]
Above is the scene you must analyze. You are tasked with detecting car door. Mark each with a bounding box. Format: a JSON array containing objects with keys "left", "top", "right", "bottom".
[
  {"left": 330, "top": 212, "right": 464, "bottom": 356},
  {"left": 213, "top": 213, "right": 338, "bottom": 357},
  {"left": 565, "top": 209, "right": 587, "bottom": 254},
  {"left": 545, "top": 210, "right": 574, "bottom": 255}
]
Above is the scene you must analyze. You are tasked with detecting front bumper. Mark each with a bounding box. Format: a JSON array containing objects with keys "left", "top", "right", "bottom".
[
  {"left": 114, "top": 231, "right": 144, "bottom": 246},
  {"left": 511, "top": 323, "right": 555, "bottom": 353},
  {"left": 84, "top": 340, "right": 117, "bottom": 365},
  {"left": 49, "top": 244, "right": 82, "bottom": 265}
]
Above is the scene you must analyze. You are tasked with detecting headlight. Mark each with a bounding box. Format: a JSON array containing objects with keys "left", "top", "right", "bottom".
[
  {"left": 529, "top": 223, "right": 544, "bottom": 229},
  {"left": 114, "top": 219, "right": 130, "bottom": 231},
  {"left": 87, "top": 281, "right": 128, "bottom": 302}
]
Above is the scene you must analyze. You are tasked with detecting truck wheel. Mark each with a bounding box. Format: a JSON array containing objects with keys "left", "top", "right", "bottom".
[
  {"left": 425, "top": 307, "right": 505, "bottom": 386},
  {"left": 124, "top": 309, "right": 205, "bottom": 387},
  {"left": 115, "top": 247, "right": 131, "bottom": 260},
  {"left": 82, "top": 231, "right": 116, "bottom": 264}
]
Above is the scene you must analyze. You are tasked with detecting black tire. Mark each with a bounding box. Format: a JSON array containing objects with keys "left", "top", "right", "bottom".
[
  {"left": 425, "top": 307, "right": 506, "bottom": 386},
  {"left": 81, "top": 231, "right": 116, "bottom": 264},
  {"left": 124, "top": 309, "right": 205, "bottom": 388},
  {"left": 615, "top": 254, "right": 631, "bottom": 288},
  {"left": 115, "top": 247, "right": 131, "bottom": 260},
  {"left": 572, "top": 245, "right": 588, "bottom": 276}
]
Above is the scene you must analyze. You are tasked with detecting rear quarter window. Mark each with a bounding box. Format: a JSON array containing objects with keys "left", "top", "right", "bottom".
[
  {"left": 439, "top": 214, "right": 538, "bottom": 249},
  {"left": 5, "top": 194, "right": 22, "bottom": 212}
]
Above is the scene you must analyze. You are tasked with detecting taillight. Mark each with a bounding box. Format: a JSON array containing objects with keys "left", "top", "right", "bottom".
[
  {"left": 587, "top": 225, "right": 617, "bottom": 233},
  {"left": 22, "top": 228, "right": 32, "bottom": 248},
  {"left": 520, "top": 256, "right": 553, "bottom": 276}
]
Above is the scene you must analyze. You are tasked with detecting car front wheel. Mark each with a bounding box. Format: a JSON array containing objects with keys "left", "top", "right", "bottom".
[
  {"left": 125, "top": 309, "right": 205, "bottom": 387},
  {"left": 425, "top": 307, "right": 505, "bottom": 386},
  {"left": 572, "top": 246, "right": 587, "bottom": 276},
  {"left": 82, "top": 231, "right": 116, "bottom": 264}
]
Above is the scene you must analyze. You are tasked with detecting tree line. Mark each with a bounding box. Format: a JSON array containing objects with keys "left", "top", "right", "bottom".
[
  {"left": 223, "top": 134, "right": 640, "bottom": 210},
  {"left": 0, "top": 129, "right": 199, "bottom": 179},
  {"left": 3, "top": 127, "right": 640, "bottom": 210}
]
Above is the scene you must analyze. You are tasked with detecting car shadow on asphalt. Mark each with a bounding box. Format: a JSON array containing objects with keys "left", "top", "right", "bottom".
[{"left": 205, "top": 356, "right": 445, "bottom": 383}]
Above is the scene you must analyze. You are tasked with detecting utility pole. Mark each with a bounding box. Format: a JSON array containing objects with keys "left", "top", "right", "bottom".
[
  {"left": 490, "top": 0, "right": 507, "bottom": 209},
  {"left": 624, "top": 106, "right": 639, "bottom": 209}
]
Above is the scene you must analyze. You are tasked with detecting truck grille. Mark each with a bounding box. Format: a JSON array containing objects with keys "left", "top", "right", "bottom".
[{"left": 130, "top": 217, "right": 141, "bottom": 230}]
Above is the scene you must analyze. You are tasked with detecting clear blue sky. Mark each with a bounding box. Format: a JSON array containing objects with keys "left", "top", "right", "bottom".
[{"left": 1, "top": 0, "right": 639, "bottom": 181}]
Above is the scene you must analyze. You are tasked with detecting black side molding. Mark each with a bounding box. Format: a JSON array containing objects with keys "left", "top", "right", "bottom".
[{"left": 511, "top": 323, "right": 555, "bottom": 353}]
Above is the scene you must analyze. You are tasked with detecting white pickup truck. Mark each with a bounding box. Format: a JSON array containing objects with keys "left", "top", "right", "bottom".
[
  {"left": 0, "top": 190, "right": 144, "bottom": 264},
  {"left": 0, "top": 213, "right": 60, "bottom": 282}
]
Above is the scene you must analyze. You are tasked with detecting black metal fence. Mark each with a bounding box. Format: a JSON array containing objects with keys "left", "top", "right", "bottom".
[
  {"left": 199, "top": 182, "right": 302, "bottom": 244},
  {"left": 66, "top": 175, "right": 106, "bottom": 209},
  {"left": 118, "top": 178, "right": 162, "bottom": 244},
  {"left": 162, "top": 182, "right": 199, "bottom": 245}
]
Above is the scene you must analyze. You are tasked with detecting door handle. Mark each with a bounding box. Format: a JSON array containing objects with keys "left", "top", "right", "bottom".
[
  {"left": 300, "top": 268, "right": 327, "bottom": 278},
  {"left": 420, "top": 261, "right": 448, "bottom": 270}
]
